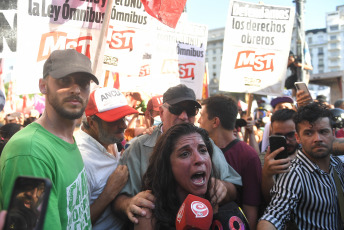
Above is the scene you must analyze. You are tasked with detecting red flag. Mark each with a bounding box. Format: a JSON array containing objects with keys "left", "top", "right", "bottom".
[
  {"left": 22, "top": 95, "right": 27, "bottom": 113},
  {"left": 112, "top": 72, "right": 120, "bottom": 89},
  {"left": 140, "top": 0, "right": 187, "bottom": 28},
  {"left": 202, "top": 64, "right": 209, "bottom": 99}
]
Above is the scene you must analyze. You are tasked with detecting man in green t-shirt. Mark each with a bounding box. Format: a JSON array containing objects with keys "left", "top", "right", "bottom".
[{"left": 0, "top": 49, "right": 99, "bottom": 229}]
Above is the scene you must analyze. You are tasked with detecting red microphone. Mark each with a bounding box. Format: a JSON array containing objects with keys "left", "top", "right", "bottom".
[{"left": 176, "top": 194, "right": 213, "bottom": 230}]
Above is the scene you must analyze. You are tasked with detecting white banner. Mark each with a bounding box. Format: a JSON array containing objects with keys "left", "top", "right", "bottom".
[
  {"left": 96, "top": 6, "right": 208, "bottom": 98},
  {"left": 14, "top": 0, "right": 106, "bottom": 94},
  {"left": 219, "top": 0, "right": 295, "bottom": 96},
  {"left": 13, "top": 0, "right": 208, "bottom": 99}
]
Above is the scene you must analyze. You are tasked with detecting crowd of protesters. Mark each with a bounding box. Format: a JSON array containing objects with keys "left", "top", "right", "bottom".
[{"left": 0, "top": 49, "right": 344, "bottom": 230}]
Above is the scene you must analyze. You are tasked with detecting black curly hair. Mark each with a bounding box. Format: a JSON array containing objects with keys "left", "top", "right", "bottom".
[{"left": 293, "top": 102, "right": 333, "bottom": 133}]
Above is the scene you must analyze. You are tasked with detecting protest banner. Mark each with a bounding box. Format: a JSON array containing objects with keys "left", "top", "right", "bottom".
[
  {"left": 93, "top": 1, "right": 208, "bottom": 98},
  {"left": 12, "top": 0, "right": 208, "bottom": 100},
  {"left": 219, "top": 0, "right": 295, "bottom": 96},
  {"left": 14, "top": 0, "right": 107, "bottom": 94}
]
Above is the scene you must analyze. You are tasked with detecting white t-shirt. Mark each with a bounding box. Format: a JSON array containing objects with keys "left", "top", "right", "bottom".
[{"left": 75, "top": 130, "right": 124, "bottom": 230}]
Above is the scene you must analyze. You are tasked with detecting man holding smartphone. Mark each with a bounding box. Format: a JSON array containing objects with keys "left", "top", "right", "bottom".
[
  {"left": 258, "top": 102, "right": 344, "bottom": 230},
  {"left": 0, "top": 49, "right": 99, "bottom": 229},
  {"left": 260, "top": 109, "right": 298, "bottom": 203}
]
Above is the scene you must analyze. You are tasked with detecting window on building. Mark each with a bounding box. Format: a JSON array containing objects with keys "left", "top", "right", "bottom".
[
  {"left": 213, "top": 64, "right": 216, "bottom": 69},
  {"left": 318, "top": 47, "right": 324, "bottom": 54},
  {"left": 308, "top": 37, "right": 312, "bottom": 44},
  {"left": 213, "top": 42, "right": 217, "bottom": 46},
  {"left": 330, "top": 43, "right": 337, "bottom": 49},
  {"left": 330, "top": 51, "right": 340, "bottom": 57},
  {"left": 205, "top": 58, "right": 208, "bottom": 63},
  {"left": 330, "top": 35, "right": 337, "bottom": 40},
  {"left": 317, "top": 35, "right": 323, "bottom": 40},
  {"left": 330, "top": 25, "right": 339, "bottom": 31},
  {"left": 213, "top": 57, "right": 216, "bottom": 61},
  {"left": 213, "top": 49, "right": 216, "bottom": 54},
  {"left": 213, "top": 73, "right": 217, "bottom": 77},
  {"left": 319, "top": 68, "right": 324, "bottom": 73}
]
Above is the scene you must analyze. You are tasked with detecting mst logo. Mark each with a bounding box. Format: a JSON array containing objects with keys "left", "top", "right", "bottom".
[
  {"left": 235, "top": 50, "right": 274, "bottom": 71},
  {"left": 161, "top": 60, "right": 196, "bottom": 80},
  {"left": 37, "top": 31, "right": 92, "bottom": 62},
  {"left": 107, "top": 26, "right": 135, "bottom": 50},
  {"left": 179, "top": 63, "right": 196, "bottom": 80},
  {"left": 139, "top": 64, "right": 150, "bottom": 77}
]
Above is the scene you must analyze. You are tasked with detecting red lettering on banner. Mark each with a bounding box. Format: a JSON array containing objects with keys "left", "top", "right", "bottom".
[
  {"left": 108, "top": 30, "right": 135, "bottom": 50},
  {"left": 161, "top": 59, "right": 179, "bottom": 74},
  {"left": 234, "top": 50, "right": 274, "bottom": 71},
  {"left": 37, "top": 32, "right": 92, "bottom": 62},
  {"left": 179, "top": 63, "right": 196, "bottom": 79},
  {"left": 139, "top": 64, "right": 150, "bottom": 77}
]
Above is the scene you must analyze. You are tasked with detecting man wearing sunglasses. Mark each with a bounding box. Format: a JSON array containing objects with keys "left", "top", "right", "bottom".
[
  {"left": 113, "top": 84, "right": 242, "bottom": 225},
  {"left": 260, "top": 109, "right": 298, "bottom": 203}
]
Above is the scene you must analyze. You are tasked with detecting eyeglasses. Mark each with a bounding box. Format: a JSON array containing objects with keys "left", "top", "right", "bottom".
[
  {"left": 163, "top": 104, "right": 199, "bottom": 117},
  {"left": 274, "top": 131, "right": 296, "bottom": 141}
]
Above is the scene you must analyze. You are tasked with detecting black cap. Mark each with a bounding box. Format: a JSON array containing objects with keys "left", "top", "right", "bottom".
[{"left": 163, "top": 84, "right": 201, "bottom": 108}]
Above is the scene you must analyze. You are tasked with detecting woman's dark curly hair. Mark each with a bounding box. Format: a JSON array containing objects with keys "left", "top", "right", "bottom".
[
  {"left": 141, "top": 123, "right": 219, "bottom": 229},
  {"left": 294, "top": 102, "right": 334, "bottom": 132}
]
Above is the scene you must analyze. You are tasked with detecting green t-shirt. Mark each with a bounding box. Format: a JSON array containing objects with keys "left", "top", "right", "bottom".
[{"left": 0, "top": 122, "right": 91, "bottom": 230}]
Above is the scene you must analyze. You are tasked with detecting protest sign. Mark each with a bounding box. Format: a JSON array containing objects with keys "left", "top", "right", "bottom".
[
  {"left": 14, "top": 0, "right": 106, "bottom": 94},
  {"left": 12, "top": 0, "right": 208, "bottom": 100},
  {"left": 93, "top": 1, "right": 208, "bottom": 98},
  {"left": 219, "top": 0, "right": 295, "bottom": 96}
]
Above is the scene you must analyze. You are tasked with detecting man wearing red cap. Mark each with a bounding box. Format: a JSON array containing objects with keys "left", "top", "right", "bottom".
[
  {"left": 0, "top": 49, "right": 99, "bottom": 229},
  {"left": 75, "top": 87, "right": 138, "bottom": 230}
]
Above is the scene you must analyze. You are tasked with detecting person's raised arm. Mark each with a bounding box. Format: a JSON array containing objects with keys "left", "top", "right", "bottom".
[
  {"left": 261, "top": 147, "right": 291, "bottom": 202},
  {"left": 245, "top": 117, "right": 261, "bottom": 155},
  {"left": 295, "top": 90, "right": 312, "bottom": 108}
]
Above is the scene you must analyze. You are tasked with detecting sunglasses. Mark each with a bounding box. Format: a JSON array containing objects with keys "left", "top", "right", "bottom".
[{"left": 164, "top": 104, "right": 199, "bottom": 117}]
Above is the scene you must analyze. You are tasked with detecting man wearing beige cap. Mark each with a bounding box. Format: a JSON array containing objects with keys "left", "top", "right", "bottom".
[
  {"left": 0, "top": 49, "right": 99, "bottom": 229},
  {"left": 75, "top": 87, "right": 138, "bottom": 229}
]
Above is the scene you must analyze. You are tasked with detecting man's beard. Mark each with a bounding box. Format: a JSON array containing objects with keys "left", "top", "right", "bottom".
[
  {"left": 97, "top": 121, "right": 123, "bottom": 145},
  {"left": 46, "top": 87, "right": 87, "bottom": 120}
]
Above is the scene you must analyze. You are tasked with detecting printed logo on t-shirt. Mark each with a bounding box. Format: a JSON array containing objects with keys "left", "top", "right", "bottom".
[{"left": 66, "top": 168, "right": 91, "bottom": 229}]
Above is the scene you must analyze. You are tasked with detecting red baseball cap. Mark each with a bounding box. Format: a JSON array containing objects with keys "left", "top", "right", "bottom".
[
  {"left": 85, "top": 87, "right": 138, "bottom": 122},
  {"left": 151, "top": 95, "right": 163, "bottom": 111}
]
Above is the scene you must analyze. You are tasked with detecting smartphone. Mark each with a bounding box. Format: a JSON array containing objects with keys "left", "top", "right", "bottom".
[
  {"left": 269, "top": 135, "right": 288, "bottom": 160},
  {"left": 294, "top": 82, "right": 313, "bottom": 103},
  {"left": 3, "top": 176, "right": 52, "bottom": 230}
]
